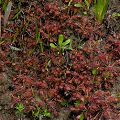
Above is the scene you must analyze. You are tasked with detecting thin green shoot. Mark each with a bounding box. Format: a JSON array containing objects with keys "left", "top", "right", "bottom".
[
  {"left": 79, "top": 113, "right": 84, "bottom": 120},
  {"left": 13, "top": 28, "right": 18, "bottom": 43},
  {"left": 18, "top": 0, "right": 21, "bottom": 10},
  {"left": 68, "top": 0, "right": 73, "bottom": 7},
  {"left": 36, "top": 24, "right": 44, "bottom": 52},
  {"left": 25, "top": 18, "right": 30, "bottom": 32},
  {"left": 13, "top": 10, "right": 22, "bottom": 20},
  {"left": 45, "top": 59, "right": 51, "bottom": 72},
  {"left": 84, "top": 0, "right": 90, "bottom": 9}
]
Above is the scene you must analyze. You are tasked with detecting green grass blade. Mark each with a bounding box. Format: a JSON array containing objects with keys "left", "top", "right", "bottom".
[
  {"left": 68, "top": 0, "right": 72, "bottom": 7},
  {"left": 13, "top": 28, "right": 18, "bottom": 43},
  {"left": 13, "top": 10, "right": 22, "bottom": 20},
  {"left": 2, "top": 0, "right": 7, "bottom": 11},
  {"left": 84, "top": 0, "right": 90, "bottom": 9},
  {"left": 80, "top": 113, "right": 84, "bottom": 120}
]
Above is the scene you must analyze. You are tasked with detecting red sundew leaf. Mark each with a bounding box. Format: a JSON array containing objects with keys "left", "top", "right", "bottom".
[
  {"left": 78, "top": 104, "right": 85, "bottom": 110},
  {"left": 73, "top": 72, "right": 79, "bottom": 77},
  {"left": 48, "top": 89, "right": 56, "bottom": 98},
  {"left": 109, "top": 79, "right": 114, "bottom": 84},
  {"left": 65, "top": 85, "right": 71, "bottom": 91},
  {"left": 106, "top": 96, "right": 115, "bottom": 103},
  {"left": 104, "top": 83, "right": 109, "bottom": 89},
  {"left": 25, "top": 77, "right": 33, "bottom": 86},
  {"left": 38, "top": 101, "right": 45, "bottom": 108},
  {"left": 94, "top": 90, "right": 103, "bottom": 96},
  {"left": 89, "top": 104, "right": 99, "bottom": 111},
  {"left": 41, "top": 82, "right": 48, "bottom": 89},
  {"left": 70, "top": 106, "right": 78, "bottom": 112},
  {"left": 66, "top": 70, "right": 71, "bottom": 74},
  {"left": 103, "top": 109, "right": 112, "bottom": 119},
  {"left": 22, "top": 89, "right": 33, "bottom": 98},
  {"left": 105, "top": 91, "right": 110, "bottom": 96},
  {"left": 48, "top": 101, "right": 55, "bottom": 107}
]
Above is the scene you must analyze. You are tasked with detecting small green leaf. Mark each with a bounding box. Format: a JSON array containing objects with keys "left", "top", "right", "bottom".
[
  {"left": 92, "top": 69, "right": 97, "bottom": 75},
  {"left": 74, "top": 100, "right": 81, "bottom": 107},
  {"left": 74, "top": 3, "right": 83, "bottom": 8},
  {"left": 62, "top": 39, "right": 71, "bottom": 46},
  {"left": 0, "top": 41, "right": 4, "bottom": 45},
  {"left": 58, "top": 34, "right": 64, "bottom": 49},
  {"left": 105, "top": 71, "right": 110, "bottom": 79},
  {"left": 117, "top": 13, "right": 120, "bottom": 17},
  {"left": 116, "top": 94, "right": 120, "bottom": 98},
  {"left": 50, "top": 43, "right": 57, "bottom": 48},
  {"left": 80, "top": 113, "right": 84, "bottom": 120},
  {"left": 83, "top": 11, "right": 87, "bottom": 15},
  {"left": 68, "top": 0, "right": 73, "bottom": 7},
  {"left": 112, "top": 13, "right": 116, "bottom": 18},
  {"left": 93, "top": 81, "right": 99, "bottom": 84}
]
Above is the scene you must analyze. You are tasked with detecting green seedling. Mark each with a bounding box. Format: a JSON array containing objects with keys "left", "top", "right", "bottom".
[
  {"left": 43, "top": 108, "right": 51, "bottom": 117},
  {"left": 36, "top": 24, "right": 44, "bottom": 52},
  {"left": 32, "top": 105, "right": 41, "bottom": 120},
  {"left": 92, "top": 69, "right": 97, "bottom": 75},
  {"left": 94, "top": 0, "right": 110, "bottom": 23},
  {"left": 74, "top": 100, "right": 82, "bottom": 107},
  {"left": 16, "top": 104, "right": 24, "bottom": 120},
  {"left": 79, "top": 112, "right": 84, "bottom": 120},
  {"left": 50, "top": 34, "right": 72, "bottom": 54},
  {"left": 112, "top": 13, "right": 120, "bottom": 18},
  {"left": 32, "top": 106, "right": 50, "bottom": 120},
  {"left": 118, "top": 13, "right": 120, "bottom": 17},
  {"left": 93, "top": 81, "right": 99, "bottom": 84}
]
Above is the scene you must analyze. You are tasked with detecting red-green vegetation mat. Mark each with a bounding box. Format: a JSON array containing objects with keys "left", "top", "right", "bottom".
[{"left": 0, "top": 0, "right": 120, "bottom": 120}]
